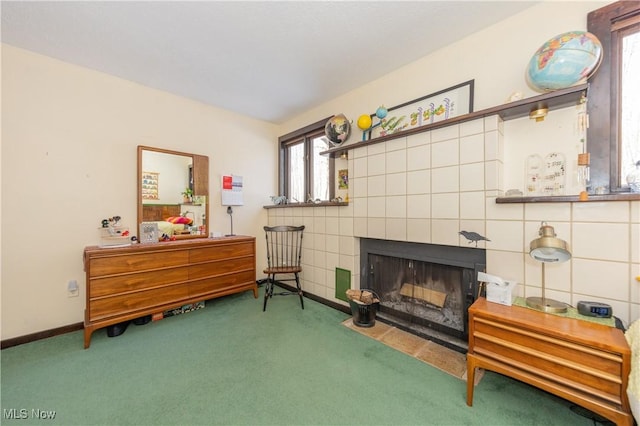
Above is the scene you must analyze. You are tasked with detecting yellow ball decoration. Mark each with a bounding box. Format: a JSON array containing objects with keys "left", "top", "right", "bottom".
[{"left": 357, "top": 114, "right": 372, "bottom": 130}]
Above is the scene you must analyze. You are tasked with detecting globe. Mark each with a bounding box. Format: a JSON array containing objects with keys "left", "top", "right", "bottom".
[
  {"left": 324, "top": 114, "right": 351, "bottom": 146},
  {"left": 527, "top": 31, "right": 602, "bottom": 92}
]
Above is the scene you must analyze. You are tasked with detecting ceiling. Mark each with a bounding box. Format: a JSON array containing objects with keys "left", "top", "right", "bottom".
[{"left": 1, "top": 1, "right": 537, "bottom": 124}]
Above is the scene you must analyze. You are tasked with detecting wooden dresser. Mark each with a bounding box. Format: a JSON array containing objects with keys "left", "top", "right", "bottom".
[
  {"left": 83, "top": 236, "right": 257, "bottom": 348},
  {"left": 467, "top": 297, "right": 632, "bottom": 426}
]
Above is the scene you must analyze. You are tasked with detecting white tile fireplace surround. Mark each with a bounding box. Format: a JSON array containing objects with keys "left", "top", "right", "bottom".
[{"left": 267, "top": 114, "right": 640, "bottom": 327}]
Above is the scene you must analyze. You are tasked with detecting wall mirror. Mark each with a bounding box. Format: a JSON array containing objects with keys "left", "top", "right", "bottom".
[{"left": 137, "top": 145, "right": 209, "bottom": 240}]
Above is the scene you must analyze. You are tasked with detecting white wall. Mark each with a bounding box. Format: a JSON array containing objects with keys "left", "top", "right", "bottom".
[{"left": 1, "top": 45, "right": 278, "bottom": 340}]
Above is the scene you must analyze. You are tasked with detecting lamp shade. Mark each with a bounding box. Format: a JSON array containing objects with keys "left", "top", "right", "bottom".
[
  {"left": 526, "top": 222, "right": 570, "bottom": 313},
  {"left": 529, "top": 223, "right": 571, "bottom": 263}
]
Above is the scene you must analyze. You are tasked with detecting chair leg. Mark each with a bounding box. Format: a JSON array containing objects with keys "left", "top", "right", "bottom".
[
  {"left": 295, "top": 273, "right": 304, "bottom": 310},
  {"left": 262, "top": 277, "right": 272, "bottom": 312}
]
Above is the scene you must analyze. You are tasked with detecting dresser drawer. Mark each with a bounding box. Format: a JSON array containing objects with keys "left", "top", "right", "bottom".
[
  {"left": 472, "top": 326, "right": 623, "bottom": 396},
  {"left": 89, "top": 251, "right": 189, "bottom": 277},
  {"left": 89, "top": 267, "right": 190, "bottom": 298},
  {"left": 189, "top": 257, "right": 254, "bottom": 280},
  {"left": 473, "top": 317, "right": 624, "bottom": 377},
  {"left": 189, "top": 270, "right": 256, "bottom": 298},
  {"left": 89, "top": 284, "right": 190, "bottom": 321},
  {"left": 189, "top": 242, "right": 254, "bottom": 263}
]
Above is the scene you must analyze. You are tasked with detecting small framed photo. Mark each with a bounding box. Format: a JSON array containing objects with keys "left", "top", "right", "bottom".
[
  {"left": 140, "top": 222, "right": 159, "bottom": 244},
  {"left": 338, "top": 169, "right": 348, "bottom": 189}
]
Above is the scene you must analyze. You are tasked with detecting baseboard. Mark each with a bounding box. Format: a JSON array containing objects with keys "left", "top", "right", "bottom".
[
  {"left": 304, "top": 291, "right": 351, "bottom": 315},
  {"left": 272, "top": 281, "right": 351, "bottom": 315},
  {"left": 1, "top": 287, "right": 351, "bottom": 350},
  {"left": 1, "top": 322, "right": 84, "bottom": 350}
]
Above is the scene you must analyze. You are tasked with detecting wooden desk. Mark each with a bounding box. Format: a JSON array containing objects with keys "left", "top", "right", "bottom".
[{"left": 467, "top": 298, "right": 632, "bottom": 426}]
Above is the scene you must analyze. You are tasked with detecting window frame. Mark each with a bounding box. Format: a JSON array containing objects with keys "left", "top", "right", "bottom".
[
  {"left": 587, "top": 1, "right": 640, "bottom": 193},
  {"left": 278, "top": 116, "right": 335, "bottom": 202}
]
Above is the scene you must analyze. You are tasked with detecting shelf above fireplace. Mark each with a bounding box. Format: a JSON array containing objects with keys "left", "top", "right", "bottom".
[{"left": 320, "top": 83, "right": 588, "bottom": 158}]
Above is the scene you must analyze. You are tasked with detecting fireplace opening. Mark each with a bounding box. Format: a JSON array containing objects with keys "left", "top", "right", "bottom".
[{"left": 360, "top": 238, "right": 485, "bottom": 352}]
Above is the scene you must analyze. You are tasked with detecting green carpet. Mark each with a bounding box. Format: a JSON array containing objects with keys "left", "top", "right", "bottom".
[{"left": 1, "top": 290, "right": 600, "bottom": 425}]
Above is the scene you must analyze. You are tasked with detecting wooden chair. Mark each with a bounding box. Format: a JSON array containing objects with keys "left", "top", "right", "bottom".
[{"left": 262, "top": 225, "right": 305, "bottom": 311}]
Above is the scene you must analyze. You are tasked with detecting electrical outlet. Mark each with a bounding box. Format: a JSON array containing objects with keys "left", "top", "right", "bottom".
[{"left": 67, "top": 280, "right": 79, "bottom": 297}]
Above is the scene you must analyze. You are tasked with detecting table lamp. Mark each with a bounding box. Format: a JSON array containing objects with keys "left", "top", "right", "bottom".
[{"left": 527, "top": 222, "right": 571, "bottom": 313}]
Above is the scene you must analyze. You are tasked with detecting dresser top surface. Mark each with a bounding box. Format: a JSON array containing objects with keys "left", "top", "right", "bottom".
[
  {"left": 85, "top": 235, "right": 255, "bottom": 256},
  {"left": 470, "top": 297, "right": 629, "bottom": 352}
]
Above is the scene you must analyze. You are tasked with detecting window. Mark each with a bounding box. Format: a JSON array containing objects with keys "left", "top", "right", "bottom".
[
  {"left": 587, "top": 1, "right": 640, "bottom": 193},
  {"left": 619, "top": 20, "right": 640, "bottom": 186},
  {"left": 279, "top": 117, "right": 334, "bottom": 202}
]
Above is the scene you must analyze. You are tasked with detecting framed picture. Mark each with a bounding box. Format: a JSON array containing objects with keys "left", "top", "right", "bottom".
[
  {"left": 338, "top": 169, "right": 348, "bottom": 189},
  {"left": 141, "top": 171, "right": 159, "bottom": 200},
  {"left": 369, "top": 80, "right": 474, "bottom": 139},
  {"left": 140, "top": 222, "right": 159, "bottom": 244}
]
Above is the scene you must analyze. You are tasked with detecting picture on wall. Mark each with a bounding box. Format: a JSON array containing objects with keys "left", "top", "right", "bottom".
[
  {"left": 369, "top": 80, "right": 474, "bottom": 139},
  {"left": 142, "top": 171, "right": 159, "bottom": 200},
  {"left": 338, "top": 169, "right": 348, "bottom": 189}
]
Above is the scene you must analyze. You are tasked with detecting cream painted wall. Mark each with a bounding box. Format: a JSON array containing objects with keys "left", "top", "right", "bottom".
[
  {"left": 1, "top": 45, "right": 278, "bottom": 340},
  {"left": 270, "top": 1, "right": 640, "bottom": 325},
  {"left": 278, "top": 1, "right": 609, "bottom": 137}
]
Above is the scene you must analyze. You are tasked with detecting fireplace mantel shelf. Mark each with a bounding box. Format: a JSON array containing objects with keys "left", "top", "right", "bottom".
[
  {"left": 320, "top": 84, "right": 588, "bottom": 158},
  {"left": 320, "top": 83, "right": 639, "bottom": 204},
  {"left": 496, "top": 193, "right": 640, "bottom": 203},
  {"left": 263, "top": 201, "right": 348, "bottom": 209}
]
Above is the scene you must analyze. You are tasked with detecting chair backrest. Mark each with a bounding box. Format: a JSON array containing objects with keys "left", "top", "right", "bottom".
[{"left": 264, "top": 225, "right": 305, "bottom": 270}]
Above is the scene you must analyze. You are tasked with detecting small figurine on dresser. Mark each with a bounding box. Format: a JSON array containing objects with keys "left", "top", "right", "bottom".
[{"left": 98, "top": 215, "right": 131, "bottom": 248}]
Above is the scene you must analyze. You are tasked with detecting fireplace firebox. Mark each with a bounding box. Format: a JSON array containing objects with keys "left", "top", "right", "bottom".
[{"left": 359, "top": 238, "right": 486, "bottom": 352}]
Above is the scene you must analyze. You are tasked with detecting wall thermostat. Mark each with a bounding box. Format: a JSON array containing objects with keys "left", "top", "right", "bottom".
[{"left": 577, "top": 301, "right": 612, "bottom": 318}]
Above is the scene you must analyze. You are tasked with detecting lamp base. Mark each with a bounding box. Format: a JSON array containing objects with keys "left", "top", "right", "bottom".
[{"left": 525, "top": 296, "right": 568, "bottom": 314}]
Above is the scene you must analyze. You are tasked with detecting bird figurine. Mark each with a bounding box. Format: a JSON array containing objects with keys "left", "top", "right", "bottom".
[{"left": 459, "top": 231, "right": 490, "bottom": 247}]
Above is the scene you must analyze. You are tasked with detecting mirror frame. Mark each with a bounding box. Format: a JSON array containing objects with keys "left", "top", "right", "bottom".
[{"left": 137, "top": 145, "right": 209, "bottom": 240}]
